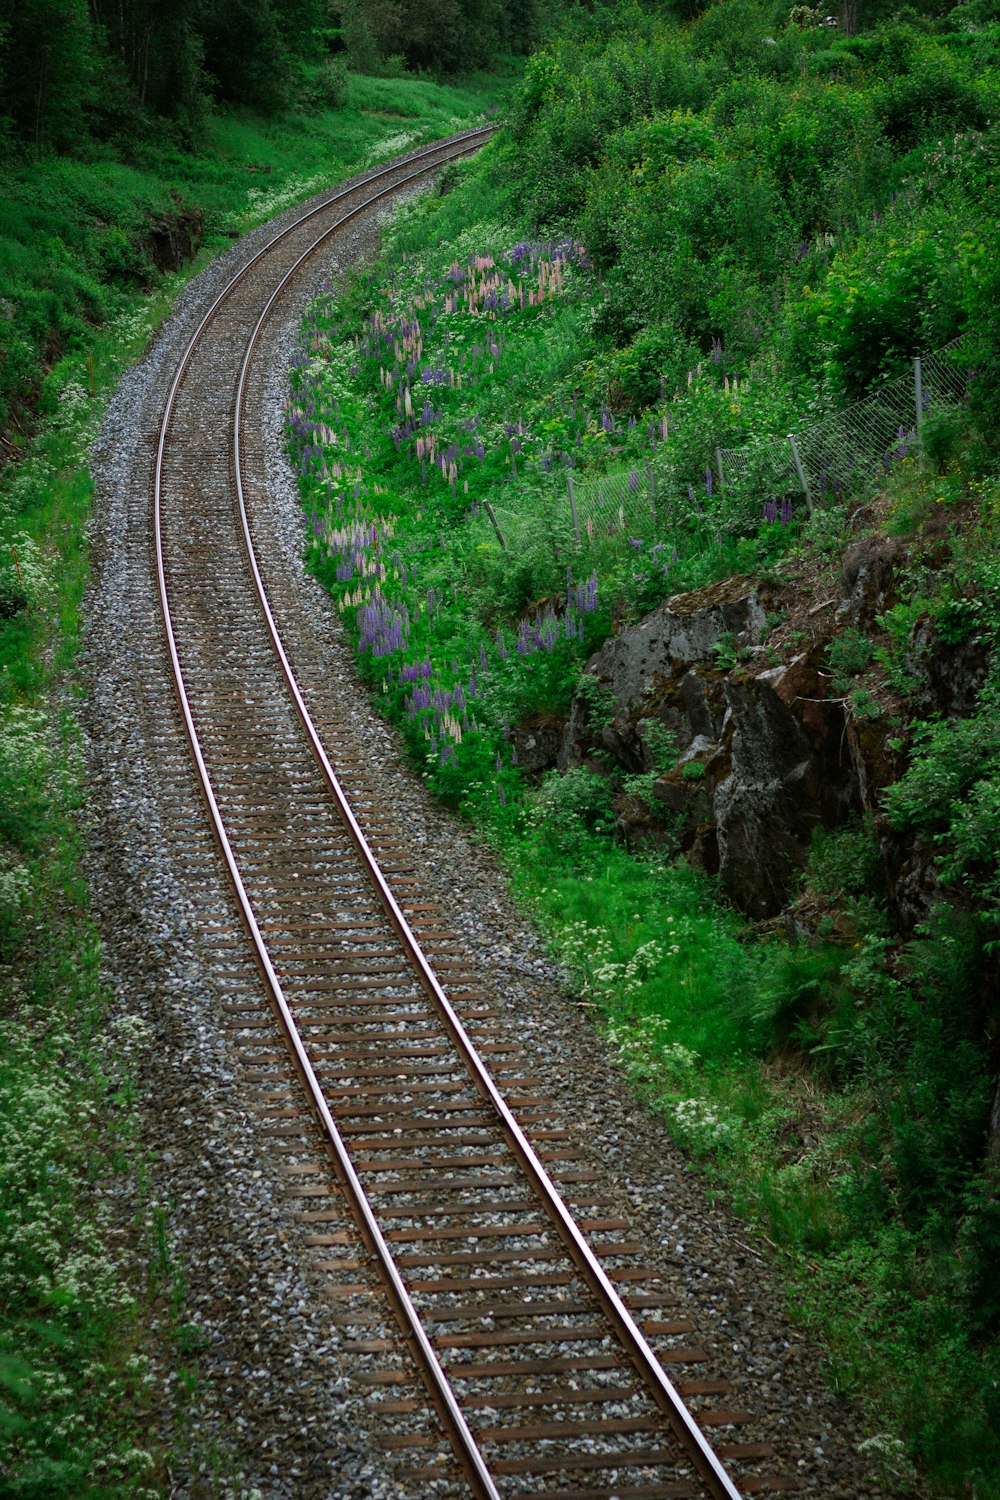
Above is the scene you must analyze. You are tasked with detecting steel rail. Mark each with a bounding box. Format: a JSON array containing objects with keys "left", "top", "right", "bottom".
[
  {"left": 155, "top": 132, "right": 501, "bottom": 1500},
  {"left": 231, "top": 151, "right": 744, "bottom": 1500},
  {"left": 154, "top": 128, "right": 743, "bottom": 1500}
]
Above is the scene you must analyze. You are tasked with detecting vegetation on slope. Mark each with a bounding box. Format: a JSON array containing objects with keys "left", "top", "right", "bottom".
[{"left": 286, "top": 5, "right": 1000, "bottom": 1493}]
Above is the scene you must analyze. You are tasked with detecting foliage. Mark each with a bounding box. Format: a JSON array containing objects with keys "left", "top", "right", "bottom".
[
  {"left": 885, "top": 671, "right": 1000, "bottom": 932},
  {"left": 0, "top": 67, "right": 504, "bottom": 447},
  {"left": 0, "top": 331, "right": 168, "bottom": 1494},
  {"left": 531, "top": 767, "right": 615, "bottom": 849}
]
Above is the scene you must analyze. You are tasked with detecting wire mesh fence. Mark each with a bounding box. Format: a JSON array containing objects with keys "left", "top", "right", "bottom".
[
  {"left": 469, "top": 336, "right": 971, "bottom": 559},
  {"left": 718, "top": 337, "right": 969, "bottom": 515}
]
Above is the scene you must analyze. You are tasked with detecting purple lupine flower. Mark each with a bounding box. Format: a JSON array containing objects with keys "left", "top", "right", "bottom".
[
  {"left": 780, "top": 498, "right": 794, "bottom": 525},
  {"left": 585, "top": 571, "right": 598, "bottom": 612},
  {"left": 705, "top": 467, "right": 713, "bottom": 498},
  {"left": 762, "top": 500, "right": 778, "bottom": 524},
  {"left": 628, "top": 468, "right": 640, "bottom": 494}
]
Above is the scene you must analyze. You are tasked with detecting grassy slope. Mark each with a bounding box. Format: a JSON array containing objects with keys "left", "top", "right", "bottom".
[
  {"left": 0, "top": 70, "right": 505, "bottom": 1496},
  {"left": 283, "top": 41, "right": 1000, "bottom": 1493}
]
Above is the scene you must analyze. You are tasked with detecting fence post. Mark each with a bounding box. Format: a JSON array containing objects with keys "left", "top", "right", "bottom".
[
  {"left": 645, "top": 462, "right": 657, "bottom": 526},
  {"left": 788, "top": 434, "right": 814, "bottom": 516},
  {"left": 483, "top": 500, "right": 507, "bottom": 551},
  {"left": 566, "top": 471, "right": 581, "bottom": 547},
  {"left": 914, "top": 356, "right": 923, "bottom": 440},
  {"left": 714, "top": 446, "right": 726, "bottom": 493}
]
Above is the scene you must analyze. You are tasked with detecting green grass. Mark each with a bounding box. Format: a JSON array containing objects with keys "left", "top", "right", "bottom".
[
  {"left": 0, "top": 67, "right": 508, "bottom": 446},
  {"left": 0, "top": 370, "right": 165, "bottom": 1492}
]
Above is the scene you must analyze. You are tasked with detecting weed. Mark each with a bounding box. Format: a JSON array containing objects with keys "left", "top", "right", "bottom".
[
  {"left": 826, "top": 627, "right": 873, "bottom": 691},
  {"left": 848, "top": 685, "right": 883, "bottom": 721}
]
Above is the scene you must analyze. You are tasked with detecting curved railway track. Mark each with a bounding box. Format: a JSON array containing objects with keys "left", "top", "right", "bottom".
[{"left": 148, "top": 131, "right": 796, "bottom": 1499}]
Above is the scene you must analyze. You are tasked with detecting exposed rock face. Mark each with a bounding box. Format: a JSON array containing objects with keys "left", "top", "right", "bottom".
[
  {"left": 145, "top": 207, "right": 204, "bottom": 273},
  {"left": 840, "top": 534, "right": 902, "bottom": 623},
  {"left": 712, "top": 669, "right": 855, "bottom": 919},
  {"left": 513, "top": 712, "right": 566, "bottom": 777},
  {"left": 540, "top": 522, "right": 991, "bottom": 922},
  {"left": 559, "top": 575, "right": 860, "bottom": 919},
  {"left": 560, "top": 575, "right": 769, "bottom": 774}
]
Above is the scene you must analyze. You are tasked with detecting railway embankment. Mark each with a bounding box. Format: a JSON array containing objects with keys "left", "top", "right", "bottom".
[{"left": 72, "top": 137, "right": 899, "bottom": 1497}]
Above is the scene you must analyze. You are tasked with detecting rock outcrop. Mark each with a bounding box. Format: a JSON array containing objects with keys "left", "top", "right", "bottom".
[
  {"left": 519, "top": 513, "right": 992, "bottom": 923},
  {"left": 558, "top": 574, "right": 859, "bottom": 918},
  {"left": 145, "top": 207, "right": 204, "bottom": 273}
]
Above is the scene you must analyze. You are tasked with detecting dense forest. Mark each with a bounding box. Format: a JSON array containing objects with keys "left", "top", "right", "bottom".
[
  {"left": 2, "top": 0, "right": 1000, "bottom": 1493},
  {"left": 0, "top": 0, "right": 541, "bottom": 146}
]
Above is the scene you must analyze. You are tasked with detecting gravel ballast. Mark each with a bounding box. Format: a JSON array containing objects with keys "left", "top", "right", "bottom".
[{"left": 82, "top": 150, "right": 912, "bottom": 1499}]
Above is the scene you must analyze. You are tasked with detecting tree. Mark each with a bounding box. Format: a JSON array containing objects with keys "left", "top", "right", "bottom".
[
  {"left": 198, "top": 0, "right": 293, "bottom": 110},
  {"left": 89, "top": 0, "right": 206, "bottom": 131},
  {"left": 0, "top": 0, "right": 98, "bottom": 151}
]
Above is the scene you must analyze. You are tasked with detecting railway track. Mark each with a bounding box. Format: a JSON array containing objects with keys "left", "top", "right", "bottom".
[{"left": 148, "top": 131, "right": 797, "bottom": 1498}]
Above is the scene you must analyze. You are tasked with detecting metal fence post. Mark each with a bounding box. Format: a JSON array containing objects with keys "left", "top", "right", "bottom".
[
  {"left": 714, "top": 446, "right": 726, "bottom": 494},
  {"left": 788, "top": 434, "right": 814, "bottom": 516},
  {"left": 914, "top": 356, "right": 923, "bottom": 440},
  {"left": 567, "top": 471, "right": 581, "bottom": 547},
  {"left": 483, "top": 500, "right": 507, "bottom": 551}
]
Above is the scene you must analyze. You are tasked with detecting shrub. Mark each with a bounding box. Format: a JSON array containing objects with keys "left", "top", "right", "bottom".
[
  {"left": 826, "top": 627, "right": 874, "bottom": 690},
  {"left": 307, "top": 58, "right": 351, "bottom": 110},
  {"left": 530, "top": 767, "right": 615, "bottom": 849},
  {"left": 806, "top": 818, "right": 883, "bottom": 901}
]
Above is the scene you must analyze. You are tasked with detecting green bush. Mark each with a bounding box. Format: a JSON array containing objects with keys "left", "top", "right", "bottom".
[
  {"left": 807, "top": 818, "right": 883, "bottom": 901},
  {"left": 530, "top": 766, "right": 615, "bottom": 849},
  {"left": 826, "top": 627, "right": 874, "bottom": 690},
  {"left": 306, "top": 57, "right": 351, "bottom": 111}
]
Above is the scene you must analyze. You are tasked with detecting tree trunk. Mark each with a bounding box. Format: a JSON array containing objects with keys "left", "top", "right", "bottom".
[
  {"left": 34, "top": 54, "right": 45, "bottom": 154},
  {"left": 139, "top": 22, "right": 152, "bottom": 106}
]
